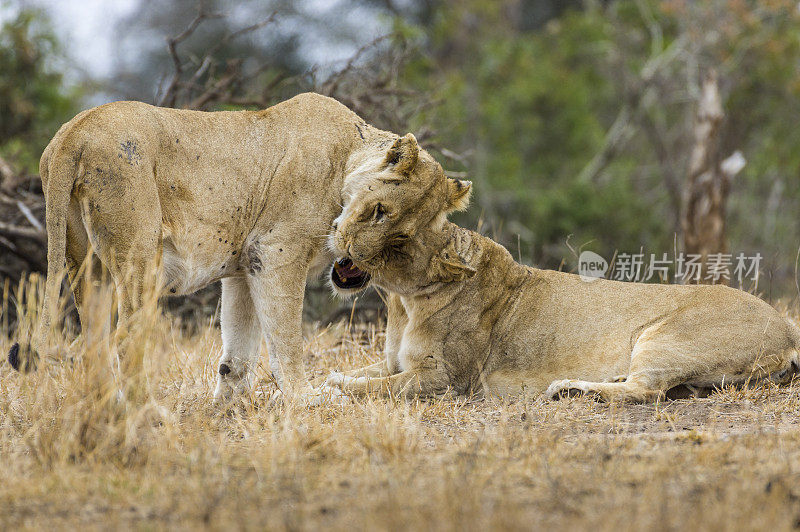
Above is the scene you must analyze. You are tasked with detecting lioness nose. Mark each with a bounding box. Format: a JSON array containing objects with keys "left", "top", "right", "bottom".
[{"left": 219, "top": 363, "right": 231, "bottom": 376}]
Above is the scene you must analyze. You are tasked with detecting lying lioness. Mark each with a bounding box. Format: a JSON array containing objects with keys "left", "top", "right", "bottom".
[{"left": 327, "top": 220, "right": 800, "bottom": 402}]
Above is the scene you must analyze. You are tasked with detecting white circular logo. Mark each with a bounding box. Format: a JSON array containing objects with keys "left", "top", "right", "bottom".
[{"left": 578, "top": 251, "right": 608, "bottom": 282}]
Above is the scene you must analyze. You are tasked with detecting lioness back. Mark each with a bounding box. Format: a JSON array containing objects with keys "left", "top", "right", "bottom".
[{"left": 48, "top": 94, "right": 366, "bottom": 295}]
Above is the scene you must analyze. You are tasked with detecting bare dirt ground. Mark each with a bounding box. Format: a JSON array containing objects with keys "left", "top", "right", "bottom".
[{"left": 2, "top": 287, "right": 800, "bottom": 531}]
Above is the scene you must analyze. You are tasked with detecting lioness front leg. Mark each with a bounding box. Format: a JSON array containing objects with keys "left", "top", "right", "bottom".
[
  {"left": 330, "top": 365, "right": 450, "bottom": 399},
  {"left": 214, "top": 277, "right": 262, "bottom": 402},
  {"left": 331, "top": 360, "right": 392, "bottom": 380},
  {"left": 245, "top": 236, "right": 314, "bottom": 404},
  {"left": 329, "top": 294, "right": 408, "bottom": 382}
]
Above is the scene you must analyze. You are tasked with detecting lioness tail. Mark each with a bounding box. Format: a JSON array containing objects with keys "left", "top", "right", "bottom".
[{"left": 8, "top": 144, "right": 79, "bottom": 372}]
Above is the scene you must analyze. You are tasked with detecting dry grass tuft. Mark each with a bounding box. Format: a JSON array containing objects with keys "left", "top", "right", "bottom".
[{"left": 3, "top": 278, "right": 800, "bottom": 529}]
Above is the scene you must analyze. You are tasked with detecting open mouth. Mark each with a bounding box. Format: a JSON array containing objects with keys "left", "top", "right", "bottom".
[{"left": 331, "top": 257, "right": 371, "bottom": 290}]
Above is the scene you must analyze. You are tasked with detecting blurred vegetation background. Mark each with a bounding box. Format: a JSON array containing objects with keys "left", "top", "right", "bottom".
[{"left": 2, "top": 0, "right": 800, "bottom": 326}]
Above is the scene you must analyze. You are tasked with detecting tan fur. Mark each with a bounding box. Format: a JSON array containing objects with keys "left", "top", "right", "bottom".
[
  {"left": 327, "top": 220, "right": 800, "bottom": 403},
  {"left": 18, "top": 93, "right": 462, "bottom": 403}
]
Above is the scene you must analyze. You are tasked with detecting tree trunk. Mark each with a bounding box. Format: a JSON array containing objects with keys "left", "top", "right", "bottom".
[{"left": 682, "top": 71, "right": 745, "bottom": 284}]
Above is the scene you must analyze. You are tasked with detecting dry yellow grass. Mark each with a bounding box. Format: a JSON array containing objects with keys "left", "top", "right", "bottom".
[{"left": 3, "top": 276, "right": 800, "bottom": 531}]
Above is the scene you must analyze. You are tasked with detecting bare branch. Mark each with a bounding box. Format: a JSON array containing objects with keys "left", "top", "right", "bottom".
[
  {"left": 0, "top": 221, "right": 45, "bottom": 243},
  {"left": 186, "top": 60, "right": 242, "bottom": 110},
  {"left": 158, "top": 9, "right": 278, "bottom": 110},
  {"left": 321, "top": 34, "right": 392, "bottom": 95},
  {"left": 0, "top": 234, "right": 17, "bottom": 252},
  {"left": 576, "top": 104, "right": 633, "bottom": 184},
  {"left": 160, "top": 9, "right": 223, "bottom": 107},
  {"left": 205, "top": 12, "right": 277, "bottom": 59},
  {"left": 16, "top": 200, "right": 43, "bottom": 232}
]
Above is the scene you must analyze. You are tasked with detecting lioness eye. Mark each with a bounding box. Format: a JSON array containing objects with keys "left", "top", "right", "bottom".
[{"left": 373, "top": 203, "right": 386, "bottom": 222}]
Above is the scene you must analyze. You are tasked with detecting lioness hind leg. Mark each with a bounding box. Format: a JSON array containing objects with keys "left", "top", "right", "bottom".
[
  {"left": 624, "top": 306, "right": 800, "bottom": 394},
  {"left": 545, "top": 329, "right": 688, "bottom": 403},
  {"left": 79, "top": 171, "right": 162, "bottom": 381},
  {"left": 65, "top": 200, "right": 113, "bottom": 357},
  {"left": 546, "top": 376, "right": 662, "bottom": 403},
  {"left": 66, "top": 243, "right": 111, "bottom": 362}
]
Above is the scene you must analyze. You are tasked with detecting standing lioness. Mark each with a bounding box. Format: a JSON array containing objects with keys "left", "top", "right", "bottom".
[
  {"left": 8, "top": 93, "right": 470, "bottom": 403},
  {"left": 327, "top": 220, "right": 800, "bottom": 402}
]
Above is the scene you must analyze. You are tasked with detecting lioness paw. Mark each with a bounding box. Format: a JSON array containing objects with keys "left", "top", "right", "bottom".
[
  {"left": 287, "top": 385, "right": 351, "bottom": 407},
  {"left": 545, "top": 380, "right": 606, "bottom": 402},
  {"left": 314, "top": 385, "right": 352, "bottom": 406},
  {"left": 545, "top": 379, "right": 586, "bottom": 400},
  {"left": 325, "top": 371, "right": 354, "bottom": 388},
  {"left": 213, "top": 372, "right": 253, "bottom": 405}
]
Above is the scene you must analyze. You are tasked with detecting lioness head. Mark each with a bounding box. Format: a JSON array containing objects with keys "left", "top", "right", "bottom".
[
  {"left": 332, "top": 219, "right": 477, "bottom": 297},
  {"left": 329, "top": 133, "right": 471, "bottom": 294}
]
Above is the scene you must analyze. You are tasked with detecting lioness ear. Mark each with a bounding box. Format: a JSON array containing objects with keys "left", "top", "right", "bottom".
[
  {"left": 430, "top": 247, "right": 477, "bottom": 283},
  {"left": 446, "top": 178, "right": 472, "bottom": 212},
  {"left": 385, "top": 133, "right": 419, "bottom": 175}
]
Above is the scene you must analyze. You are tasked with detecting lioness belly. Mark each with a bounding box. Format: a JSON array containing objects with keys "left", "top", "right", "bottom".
[{"left": 161, "top": 233, "right": 242, "bottom": 295}]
